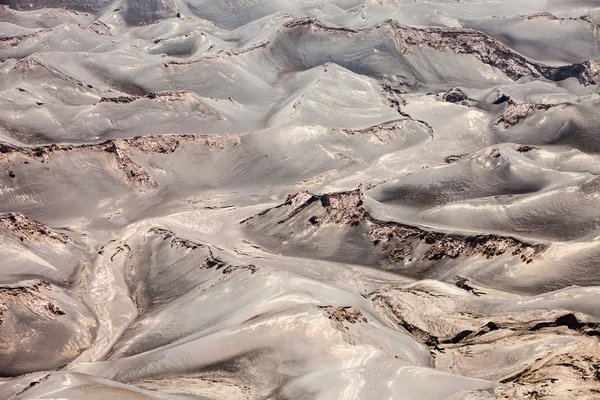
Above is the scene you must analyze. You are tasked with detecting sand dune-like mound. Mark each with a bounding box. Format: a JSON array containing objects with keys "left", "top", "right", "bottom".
[{"left": 1, "top": 1, "right": 600, "bottom": 399}]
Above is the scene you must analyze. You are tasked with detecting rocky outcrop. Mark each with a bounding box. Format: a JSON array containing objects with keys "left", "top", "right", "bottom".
[
  {"left": 442, "top": 88, "right": 470, "bottom": 104},
  {"left": 318, "top": 305, "right": 367, "bottom": 330},
  {"left": 150, "top": 228, "right": 204, "bottom": 250},
  {"left": 150, "top": 228, "right": 257, "bottom": 276},
  {"left": 495, "top": 101, "right": 570, "bottom": 128},
  {"left": 0, "top": 213, "right": 70, "bottom": 244},
  {"left": 103, "top": 140, "right": 159, "bottom": 189},
  {"left": 443, "top": 154, "right": 467, "bottom": 163},
  {"left": 342, "top": 119, "right": 431, "bottom": 144},
  {"left": 100, "top": 90, "right": 210, "bottom": 105},
  {"left": 373, "top": 282, "right": 600, "bottom": 399},
  {"left": 0, "top": 134, "right": 239, "bottom": 189},
  {"left": 387, "top": 21, "right": 600, "bottom": 85},
  {"left": 0, "top": 281, "right": 65, "bottom": 325},
  {"left": 99, "top": 95, "right": 136, "bottom": 104},
  {"left": 243, "top": 187, "right": 545, "bottom": 265},
  {"left": 279, "top": 19, "right": 600, "bottom": 85},
  {"left": 248, "top": 188, "right": 544, "bottom": 263}
]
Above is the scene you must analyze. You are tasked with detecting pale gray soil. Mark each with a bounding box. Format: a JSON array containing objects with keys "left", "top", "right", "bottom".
[{"left": 0, "top": 1, "right": 600, "bottom": 399}]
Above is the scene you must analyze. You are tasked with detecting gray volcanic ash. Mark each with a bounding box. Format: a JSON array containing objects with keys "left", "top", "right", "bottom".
[{"left": 1, "top": 1, "right": 600, "bottom": 399}]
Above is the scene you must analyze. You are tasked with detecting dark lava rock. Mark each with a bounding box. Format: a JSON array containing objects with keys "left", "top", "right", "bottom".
[{"left": 442, "top": 88, "right": 468, "bottom": 103}]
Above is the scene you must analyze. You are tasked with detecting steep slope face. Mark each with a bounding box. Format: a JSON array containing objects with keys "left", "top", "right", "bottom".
[{"left": 1, "top": 1, "right": 600, "bottom": 399}]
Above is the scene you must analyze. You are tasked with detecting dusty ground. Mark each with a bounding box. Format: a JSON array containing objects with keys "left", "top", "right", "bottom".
[{"left": 1, "top": 0, "right": 600, "bottom": 399}]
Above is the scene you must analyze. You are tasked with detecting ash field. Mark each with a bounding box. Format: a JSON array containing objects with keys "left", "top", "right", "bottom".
[{"left": 1, "top": 1, "right": 600, "bottom": 399}]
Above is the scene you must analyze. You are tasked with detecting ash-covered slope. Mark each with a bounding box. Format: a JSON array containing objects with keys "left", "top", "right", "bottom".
[{"left": 1, "top": 1, "right": 600, "bottom": 399}]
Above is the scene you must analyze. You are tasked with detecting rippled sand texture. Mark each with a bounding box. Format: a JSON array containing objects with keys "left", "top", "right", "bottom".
[{"left": 1, "top": 1, "right": 600, "bottom": 399}]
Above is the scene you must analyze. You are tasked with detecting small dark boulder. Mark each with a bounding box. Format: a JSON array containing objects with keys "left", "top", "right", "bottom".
[{"left": 443, "top": 88, "right": 468, "bottom": 103}]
